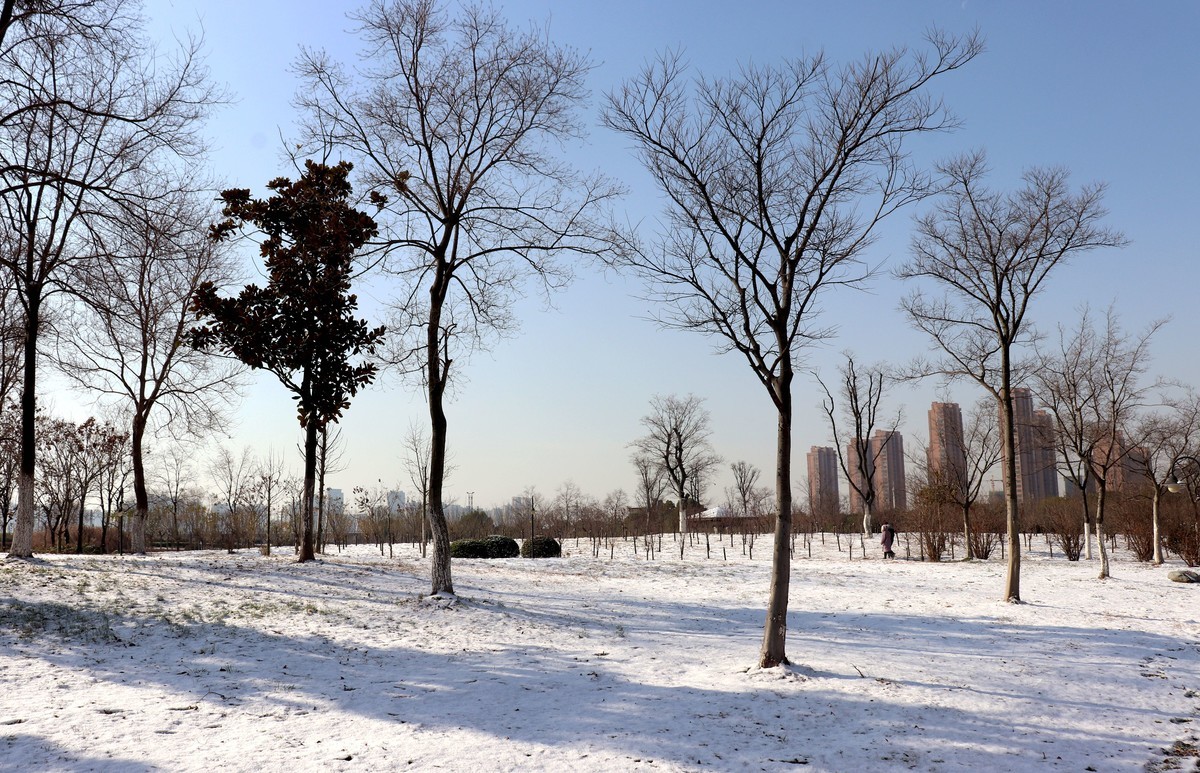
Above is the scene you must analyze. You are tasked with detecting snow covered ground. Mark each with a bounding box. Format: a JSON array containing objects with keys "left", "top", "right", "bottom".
[{"left": 0, "top": 534, "right": 1197, "bottom": 772}]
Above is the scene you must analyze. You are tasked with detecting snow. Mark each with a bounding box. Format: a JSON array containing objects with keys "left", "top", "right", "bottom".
[{"left": 1, "top": 535, "right": 1197, "bottom": 772}]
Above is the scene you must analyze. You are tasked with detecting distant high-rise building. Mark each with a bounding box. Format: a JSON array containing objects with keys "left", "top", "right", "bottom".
[
  {"left": 326, "top": 487, "right": 344, "bottom": 514},
  {"left": 1093, "top": 435, "right": 1152, "bottom": 492},
  {"left": 806, "top": 446, "right": 839, "bottom": 516},
  {"left": 847, "top": 430, "right": 906, "bottom": 513},
  {"left": 928, "top": 402, "right": 967, "bottom": 487},
  {"left": 1033, "top": 410, "right": 1059, "bottom": 500},
  {"left": 873, "top": 430, "right": 907, "bottom": 511},
  {"left": 847, "top": 440, "right": 870, "bottom": 514},
  {"left": 387, "top": 490, "right": 406, "bottom": 513},
  {"left": 1004, "top": 388, "right": 1058, "bottom": 503}
]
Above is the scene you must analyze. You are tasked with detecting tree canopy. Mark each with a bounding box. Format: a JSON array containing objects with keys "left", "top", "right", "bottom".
[{"left": 190, "top": 159, "right": 385, "bottom": 561}]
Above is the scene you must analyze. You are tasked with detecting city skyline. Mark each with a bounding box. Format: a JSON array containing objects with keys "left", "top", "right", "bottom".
[
  {"left": 229, "top": 388, "right": 1154, "bottom": 519},
  {"left": 38, "top": 1, "right": 1199, "bottom": 509}
]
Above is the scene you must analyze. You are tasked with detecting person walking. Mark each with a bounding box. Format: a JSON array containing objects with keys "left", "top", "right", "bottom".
[{"left": 880, "top": 521, "right": 896, "bottom": 559}]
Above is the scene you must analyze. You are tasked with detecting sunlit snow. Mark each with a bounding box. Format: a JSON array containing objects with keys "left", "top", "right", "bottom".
[{"left": 1, "top": 536, "right": 1197, "bottom": 771}]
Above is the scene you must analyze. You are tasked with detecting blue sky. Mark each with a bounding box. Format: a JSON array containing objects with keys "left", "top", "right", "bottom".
[{"left": 114, "top": 0, "right": 1199, "bottom": 509}]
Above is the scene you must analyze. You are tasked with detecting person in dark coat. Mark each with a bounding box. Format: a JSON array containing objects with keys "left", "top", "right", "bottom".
[{"left": 880, "top": 521, "right": 896, "bottom": 559}]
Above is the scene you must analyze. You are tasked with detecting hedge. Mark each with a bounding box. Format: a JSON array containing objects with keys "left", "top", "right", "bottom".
[{"left": 520, "top": 535, "right": 562, "bottom": 559}]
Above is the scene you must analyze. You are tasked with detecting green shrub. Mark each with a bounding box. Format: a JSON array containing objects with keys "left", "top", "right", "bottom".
[
  {"left": 450, "top": 535, "right": 520, "bottom": 559},
  {"left": 520, "top": 535, "right": 562, "bottom": 559},
  {"left": 484, "top": 535, "right": 519, "bottom": 558},
  {"left": 449, "top": 538, "right": 490, "bottom": 558}
]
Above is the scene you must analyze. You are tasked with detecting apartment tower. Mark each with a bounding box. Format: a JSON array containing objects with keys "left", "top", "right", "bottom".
[
  {"left": 806, "top": 446, "right": 840, "bottom": 516},
  {"left": 1005, "top": 388, "right": 1058, "bottom": 503},
  {"left": 847, "top": 430, "right": 907, "bottom": 513},
  {"left": 928, "top": 402, "right": 967, "bottom": 488}
]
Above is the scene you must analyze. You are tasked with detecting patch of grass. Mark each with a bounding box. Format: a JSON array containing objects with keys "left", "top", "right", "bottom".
[{"left": 0, "top": 600, "right": 122, "bottom": 644}]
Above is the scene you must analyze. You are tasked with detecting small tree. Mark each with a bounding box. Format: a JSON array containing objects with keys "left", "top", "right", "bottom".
[
  {"left": 255, "top": 449, "right": 288, "bottom": 555},
  {"left": 631, "top": 453, "right": 666, "bottom": 543},
  {"left": 631, "top": 394, "right": 721, "bottom": 536},
  {"left": 943, "top": 398, "right": 1002, "bottom": 558},
  {"left": 1133, "top": 391, "right": 1200, "bottom": 565},
  {"left": 898, "top": 152, "right": 1126, "bottom": 601},
  {"left": 208, "top": 445, "right": 254, "bottom": 553},
  {"left": 604, "top": 30, "right": 980, "bottom": 666},
  {"left": 1, "top": 0, "right": 215, "bottom": 558},
  {"left": 191, "top": 161, "right": 385, "bottom": 562},
  {"left": 0, "top": 404, "right": 18, "bottom": 548},
  {"left": 401, "top": 421, "right": 432, "bottom": 557},
  {"left": 818, "top": 354, "right": 903, "bottom": 537},
  {"left": 295, "top": 0, "right": 625, "bottom": 596},
  {"left": 1033, "top": 306, "right": 1161, "bottom": 578},
  {"left": 55, "top": 183, "right": 243, "bottom": 554},
  {"left": 729, "top": 461, "right": 762, "bottom": 518}
]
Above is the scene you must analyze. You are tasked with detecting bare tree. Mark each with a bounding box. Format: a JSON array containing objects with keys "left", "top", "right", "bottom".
[
  {"left": 517, "top": 484, "right": 544, "bottom": 546},
  {"left": 631, "top": 394, "right": 721, "bottom": 536},
  {"left": 68, "top": 417, "right": 126, "bottom": 553},
  {"left": 1034, "top": 306, "right": 1162, "bottom": 578},
  {"left": 354, "top": 481, "right": 394, "bottom": 557},
  {"left": 1133, "top": 391, "right": 1200, "bottom": 565},
  {"left": 944, "top": 398, "right": 1002, "bottom": 558},
  {"left": 315, "top": 424, "right": 349, "bottom": 553},
  {"left": 604, "top": 30, "right": 980, "bottom": 667},
  {"left": 818, "top": 354, "right": 903, "bottom": 537},
  {"left": 897, "top": 152, "right": 1126, "bottom": 601},
  {"left": 0, "top": 0, "right": 215, "bottom": 558},
  {"left": 35, "top": 415, "right": 85, "bottom": 550},
  {"left": 1034, "top": 315, "right": 1101, "bottom": 559},
  {"left": 294, "top": 0, "right": 626, "bottom": 596},
  {"left": 95, "top": 423, "right": 130, "bottom": 552},
  {"left": 55, "top": 182, "right": 243, "bottom": 554},
  {"left": 401, "top": 420, "right": 432, "bottom": 557},
  {"left": 255, "top": 448, "right": 288, "bottom": 555},
  {"left": 602, "top": 489, "right": 629, "bottom": 536},
  {"left": 0, "top": 404, "right": 17, "bottom": 548},
  {"left": 729, "top": 461, "right": 762, "bottom": 518},
  {"left": 154, "top": 445, "right": 194, "bottom": 550},
  {"left": 631, "top": 452, "right": 667, "bottom": 540},
  {"left": 553, "top": 480, "right": 586, "bottom": 540},
  {"left": 209, "top": 445, "right": 255, "bottom": 553},
  {"left": 0, "top": 276, "right": 22, "bottom": 409}
]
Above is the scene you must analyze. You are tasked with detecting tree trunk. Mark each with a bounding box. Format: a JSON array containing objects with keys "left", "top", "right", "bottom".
[
  {"left": 316, "top": 430, "right": 327, "bottom": 553},
  {"left": 8, "top": 292, "right": 40, "bottom": 558},
  {"left": 426, "top": 271, "right": 454, "bottom": 596},
  {"left": 862, "top": 501, "right": 873, "bottom": 538},
  {"left": 265, "top": 484, "right": 272, "bottom": 557},
  {"left": 759, "top": 369, "right": 792, "bottom": 668},
  {"left": 1095, "top": 483, "right": 1110, "bottom": 579},
  {"left": 131, "top": 411, "right": 149, "bottom": 554},
  {"left": 73, "top": 496, "right": 84, "bottom": 553},
  {"left": 999, "top": 374, "right": 1021, "bottom": 602},
  {"left": 299, "top": 418, "right": 318, "bottom": 562},
  {"left": 1080, "top": 481, "right": 1093, "bottom": 561},
  {"left": 1151, "top": 487, "right": 1163, "bottom": 565},
  {"left": 677, "top": 487, "right": 688, "bottom": 536},
  {"left": 962, "top": 502, "right": 975, "bottom": 560}
]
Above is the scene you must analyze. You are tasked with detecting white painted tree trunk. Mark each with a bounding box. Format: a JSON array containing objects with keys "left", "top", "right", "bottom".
[
  {"left": 1151, "top": 489, "right": 1164, "bottom": 565},
  {"left": 8, "top": 474, "right": 34, "bottom": 558},
  {"left": 1096, "top": 518, "right": 1110, "bottom": 579}
]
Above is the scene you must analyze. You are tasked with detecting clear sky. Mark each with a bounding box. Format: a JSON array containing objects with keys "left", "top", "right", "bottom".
[{"left": 108, "top": 0, "right": 1199, "bottom": 510}]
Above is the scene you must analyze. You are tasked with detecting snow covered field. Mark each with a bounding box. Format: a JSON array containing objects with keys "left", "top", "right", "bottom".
[{"left": 0, "top": 535, "right": 1197, "bottom": 772}]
